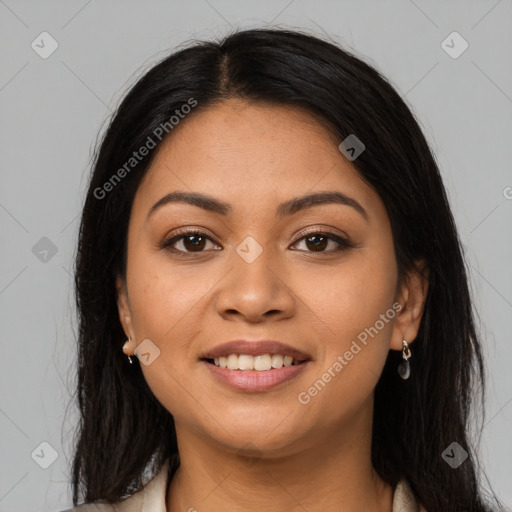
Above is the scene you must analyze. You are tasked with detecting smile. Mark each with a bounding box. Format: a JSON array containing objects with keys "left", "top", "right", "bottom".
[
  {"left": 201, "top": 356, "right": 310, "bottom": 392},
  {"left": 207, "top": 353, "right": 304, "bottom": 371}
]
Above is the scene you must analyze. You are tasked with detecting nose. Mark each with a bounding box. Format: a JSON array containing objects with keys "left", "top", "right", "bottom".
[{"left": 214, "top": 245, "right": 296, "bottom": 323}]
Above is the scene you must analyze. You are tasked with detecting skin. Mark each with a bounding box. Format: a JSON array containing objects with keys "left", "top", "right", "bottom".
[{"left": 116, "top": 98, "right": 429, "bottom": 512}]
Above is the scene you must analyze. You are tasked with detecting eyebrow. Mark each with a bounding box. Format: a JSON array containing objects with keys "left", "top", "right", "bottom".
[{"left": 147, "top": 190, "right": 369, "bottom": 221}]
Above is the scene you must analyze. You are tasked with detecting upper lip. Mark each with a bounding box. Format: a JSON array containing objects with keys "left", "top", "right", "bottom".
[{"left": 199, "top": 340, "right": 312, "bottom": 361}]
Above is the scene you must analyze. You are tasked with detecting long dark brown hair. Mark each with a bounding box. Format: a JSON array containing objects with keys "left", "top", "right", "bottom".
[{"left": 70, "top": 27, "right": 504, "bottom": 511}]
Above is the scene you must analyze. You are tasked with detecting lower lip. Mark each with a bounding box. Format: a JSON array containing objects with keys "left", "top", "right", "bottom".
[{"left": 201, "top": 360, "right": 310, "bottom": 392}]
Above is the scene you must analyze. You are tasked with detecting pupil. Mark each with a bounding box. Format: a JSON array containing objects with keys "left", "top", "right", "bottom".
[
  {"left": 307, "top": 235, "right": 327, "bottom": 251},
  {"left": 185, "top": 235, "right": 205, "bottom": 251}
]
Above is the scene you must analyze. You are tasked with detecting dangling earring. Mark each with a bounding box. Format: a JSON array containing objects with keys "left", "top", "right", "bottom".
[
  {"left": 398, "top": 339, "right": 411, "bottom": 380},
  {"left": 123, "top": 338, "right": 134, "bottom": 364}
]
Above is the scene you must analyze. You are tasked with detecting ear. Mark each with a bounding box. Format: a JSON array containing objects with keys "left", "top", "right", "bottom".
[
  {"left": 390, "top": 260, "right": 429, "bottom": 351},
  {"left": 116, "top": 275, "right": 135, "bottom": 340}
]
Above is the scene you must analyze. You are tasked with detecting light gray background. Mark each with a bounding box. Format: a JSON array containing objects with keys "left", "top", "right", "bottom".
[{"left": 1, "top": 1, "right": 511, "bottom": 511}]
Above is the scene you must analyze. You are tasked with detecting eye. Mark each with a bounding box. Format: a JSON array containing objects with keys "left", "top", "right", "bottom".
[
  {"left": 160, "top": 228, "right": 355, "bottom": 255},
  {"left": 291, "top": 230, "right": 354, "bottom": 254},
  {"left": 160, "top": 230, "right": 220, "bottom": 253}
]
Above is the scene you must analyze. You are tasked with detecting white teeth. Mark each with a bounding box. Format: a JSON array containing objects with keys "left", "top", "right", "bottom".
[
  {"left": 254, "top": 354, "right": 272, "bottom": 371},
  {"left": 227, "top": 354, "right": 238, "bottom": 370},
  {"left": 238, "top": 354, "right": 254, "bottom": 370},
  {"left": 271, "top": 354, "right": 284, "bottom": 368},
  {"left": 211, "top": 353, "right": 302, "bottom": 371}
]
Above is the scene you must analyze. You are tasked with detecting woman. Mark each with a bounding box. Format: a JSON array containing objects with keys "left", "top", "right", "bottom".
[{"left": 67, "top": 28, "right": 504, "bottom": 511}]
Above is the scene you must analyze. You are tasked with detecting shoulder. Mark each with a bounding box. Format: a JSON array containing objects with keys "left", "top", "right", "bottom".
[
  {"left": 57, "top": 493, "right": 144, "bottom": 512},
  {"left": 59, "top": 457, "right": 173, "bottom": 512},
  {"left": 56, "top": 502, "right": 123, "bottom": 511},
  {"left": 393, "top": 479, "right": 428, "bottom": 512},
  {"left": 57, "top": 489, "right": 146, "bottom": 512},
  {"left": 56, "top": 505, "right": 117, "bottom": 512}
]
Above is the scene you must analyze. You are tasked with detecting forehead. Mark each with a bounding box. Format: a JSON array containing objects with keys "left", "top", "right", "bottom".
[{"left": 133, "top": 99, "right": 380, "bottom": 219}]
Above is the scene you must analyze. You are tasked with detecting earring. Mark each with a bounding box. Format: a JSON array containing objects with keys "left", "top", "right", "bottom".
[
  {"left": 123, "top": 338, "right": 134, "bottom": 364},
  {"left": 398, "top": 339, "right": 411, "bottom": 380}
]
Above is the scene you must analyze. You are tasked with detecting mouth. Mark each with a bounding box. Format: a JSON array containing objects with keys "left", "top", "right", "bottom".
[
  {"left": 200, "top": 353, "right": 308, "bottom": 370},
  {"left": 198, "top": 340, "right": 312, "bottom": 391},
  {"left": 199, "top": 353, "right": 311, "bottom": 392},
  {"left": 199, "top": 339, "right": 312, "bottom": 364}
]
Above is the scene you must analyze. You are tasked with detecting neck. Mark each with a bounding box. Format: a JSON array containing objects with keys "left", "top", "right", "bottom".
[{"left": 166, "top": 401, "right": 393, "bottom": 512}]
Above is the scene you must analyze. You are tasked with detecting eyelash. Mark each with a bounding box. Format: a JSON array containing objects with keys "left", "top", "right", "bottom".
[{"left": 159, "top": 228, "right": 355, "bottom": 256}]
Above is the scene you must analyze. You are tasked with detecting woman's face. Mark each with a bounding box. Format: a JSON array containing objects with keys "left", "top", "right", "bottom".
[{"left": 117, "top": 98, "right": 416, "bottom": 456}]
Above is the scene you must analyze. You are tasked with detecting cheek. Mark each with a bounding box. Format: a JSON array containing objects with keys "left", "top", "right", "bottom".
[
  {"left": 293, "top": 252, "right": 398, "bottom": 421},
  {"left": 127, "top": 259, "right": 211, "bottom": 348},
  {"left": 302, "top": 248, "right": 397, "bottom": 340},
  {"left": 297, "top": 240, "right": 398, "bottom": 395},
  {"left": 125, "top": 256, "right": 212, "bottom": 418}
]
